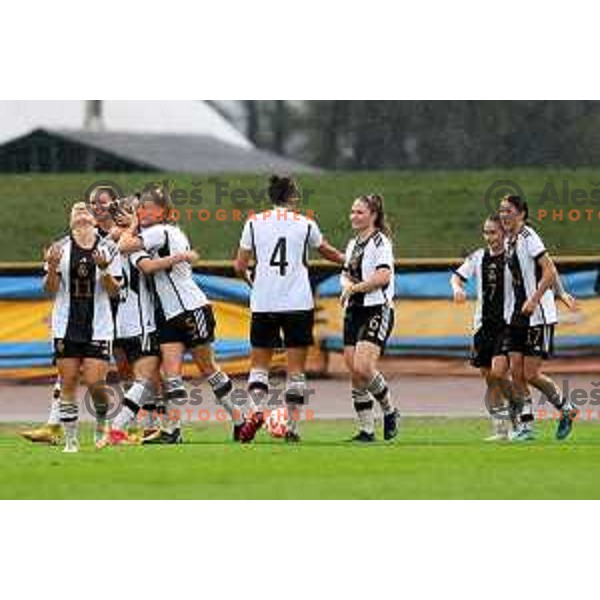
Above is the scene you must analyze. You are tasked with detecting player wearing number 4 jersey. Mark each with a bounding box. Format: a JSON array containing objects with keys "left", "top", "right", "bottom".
[
  {"left": 340, "top": 195, "right": 400, "bottom": 443},
  {"left": 234, "top": 175, "right": 344, "bottom": 443}
]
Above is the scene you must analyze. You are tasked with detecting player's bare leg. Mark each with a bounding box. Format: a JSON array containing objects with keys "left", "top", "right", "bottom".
[
  {"left": 82, "top": 358, "right": 110, "bottom": 444},
  {"left": 482, "top": 356, "right": 512, "bottom": 440},
  {"left": 56, "top": 358, "right": 81, "bottom": 453},
  {"left": 98, "top": 355, "right": 159, "bottom": 448},
  {"left": 142, "top": 343, "right": 185, "bottom": 444},
  {"left": 346, "top": 344, "right": 374, "bottom": 441},
  {"left": 284, "top": 346, "right": 309, "bottom": 442},
  {"left": 350, "top": 341, "right": 400, "bottom": 441},
  {"left": 344, "top": 346, "right": 371, "bottom": 441},
  {"left": 191, "top": 343, "right": 244, "bottom": 439},
  {"left": 139, "top": 371, "right": 164, "bottom": 436},
  {"left": 508, "top": 352, "right": 535, "bottom": 441},
  {"left": 19, "top": 377, "right": 63, "bottom": 444},
  {"left": 238, "top": 348, "right": 273, "bottom": 443},
  {"left": 524, "top": 356, "right": 575, "bottom": 440}
]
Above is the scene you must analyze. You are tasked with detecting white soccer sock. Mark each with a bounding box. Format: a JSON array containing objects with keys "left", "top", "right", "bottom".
[
  {"left": 59, "top": 400, "right": 78, "bottom": 443},
  {"left": 285, "top": 374, "right": 306, "bottom": 435},
  {"left": 208, "top": 371, "right": 243, "bottom": 425},
  {"left": 491, "top": 417, "right": 509, "bottom": 437},
  {"left": 113, "top": 380, "right": 152, "bottom": 431},
  {"left": 247, "top": 369, "right": 269, "bottom": 414},
  {"left": 163, "top": 377, "right": 186, "bottom": 432},
  {"left": 47, "top": 379, "right": 62, "bottom": 426},
  {"left": 352, "top": 388, "right": 375, "bottom": 434},
  {"left": 367, "top": 372, "right": 394, "bottom": 415}
]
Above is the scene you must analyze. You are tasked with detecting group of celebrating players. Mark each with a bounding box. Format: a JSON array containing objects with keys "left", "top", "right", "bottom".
[
  {"left": 20, "top": 176, "right": 578, "bottom": 453},
  {"left": 21, "top": 175, "right": 400, "bottom": 452},
  {"left": 451, "top": 195, "right": 579, "bottom": 441}
]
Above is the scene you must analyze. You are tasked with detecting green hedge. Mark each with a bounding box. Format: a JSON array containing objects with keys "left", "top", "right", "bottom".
[{"left": 0, "top": 168, "right": 598, "bottom": 261}]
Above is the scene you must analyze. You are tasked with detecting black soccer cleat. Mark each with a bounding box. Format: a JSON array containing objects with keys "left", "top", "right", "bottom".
[
  {"left": 142, "top": 427, "right": 183, "bottom": 445},
  {"left": 384, "top": 408, "right": 401, "bottom": 440},
  {"left": 233, "top": 423, "right": 244, "bottom": 442},
  {"left": 285, "top": 431, "right": 302, "bottom": 443},
  {"left": 556, "top": 405, "right": 577, "bottom": 441},
  {"left": 349, "top": 431, "right": 376, "bottom": 443}
]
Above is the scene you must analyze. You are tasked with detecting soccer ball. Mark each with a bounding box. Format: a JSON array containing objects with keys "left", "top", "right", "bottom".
[{"left": 265, "top": 408, "right": 289, "bottom": 439}]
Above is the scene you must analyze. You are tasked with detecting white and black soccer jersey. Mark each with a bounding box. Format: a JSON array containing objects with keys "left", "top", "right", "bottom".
[
  {"left": 455, "top": 248, "right": 513, "bottom": 333},
  {"left": 115, "top": 250, "right": 156, "bottom": 339},
  {"left": 138, "top": 224, "right": 208, "bottom": 320},
  {"left": 505, "top": 225, "right": 558, "bottom": 327},
  {"left": 49, "top": 233, "right": 122, "bottom": 342},
  {"left": 239, "top": 209, "right": 323, "bottom": 312},
  {"left": 343, "top": 231, "right": 395, "bottom": 307}
]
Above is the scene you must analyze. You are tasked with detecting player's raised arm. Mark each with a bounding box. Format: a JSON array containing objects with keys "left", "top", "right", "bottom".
[
  {"left": 136, "top": 251, "right": 198, "bottom": 275},
  {"left": 317, "top": 239, "right": 345, "bottom": 264},
  {"left": 43, "top": 243, "right": 62, "bottom": 294},
  {"left": 93, "top": 248, "right": 121, "bottom": 298}
]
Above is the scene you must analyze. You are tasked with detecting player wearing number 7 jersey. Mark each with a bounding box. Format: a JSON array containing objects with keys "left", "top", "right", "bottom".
[{"left": 234, "top": 175, "right": 344, "bottom": 442}]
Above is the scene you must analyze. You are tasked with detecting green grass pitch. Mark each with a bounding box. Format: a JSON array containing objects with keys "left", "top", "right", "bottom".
[{"left": 1, "top": 419, "right": 600, "bottom": 499}]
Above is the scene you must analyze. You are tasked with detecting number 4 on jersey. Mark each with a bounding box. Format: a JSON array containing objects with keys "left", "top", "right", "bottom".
[{"left": 269, "top": 237, "right": 289, "bottom": 276}]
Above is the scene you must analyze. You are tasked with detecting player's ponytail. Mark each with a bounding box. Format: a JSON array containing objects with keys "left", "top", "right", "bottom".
[
  {"left": 360, "top": 194, "right": 391, "bottom": 238},
  {"left": 268, "top": 175, "right": 300, "bottom": 206}
]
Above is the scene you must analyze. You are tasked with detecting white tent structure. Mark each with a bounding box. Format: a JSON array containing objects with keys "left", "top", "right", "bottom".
[{"left": 0, "top": 101, "right": 252, "bottom": 148}]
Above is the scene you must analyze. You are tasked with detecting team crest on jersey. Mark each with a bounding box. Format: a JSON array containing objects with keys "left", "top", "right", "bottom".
[
  {"left": 56, "top": 340, "right": 65, "bottom": 353},
  {"left": 77, "top": 258, "right": 90, "bottom": 278}
]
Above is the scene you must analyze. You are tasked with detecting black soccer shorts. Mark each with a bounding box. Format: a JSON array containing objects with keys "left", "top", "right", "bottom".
[
  {"left": 113, "top": 331, "right": 160, "bottom": 365},
  {"left": 343, "top": 304, "right": 395, "bottom": 350},
  {"left": 53, "top": 338, "right": 111, "bottom": 361},
  {"left": 250, "top": 310, "right": 315, "bottom": 349},
  {"left": 157, "top": 305, "right": 216, "bottom": 349},
  {"left": 502, "top": 323, "right": 555, "bottom": 359},
  {"left": 470, "top": 324, "right": 508, "bottom": 369}
]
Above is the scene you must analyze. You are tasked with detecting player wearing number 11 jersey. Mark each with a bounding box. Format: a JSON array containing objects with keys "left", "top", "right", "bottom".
[{"left": 234, "top": 175, "right": 344, "bottom": 442}]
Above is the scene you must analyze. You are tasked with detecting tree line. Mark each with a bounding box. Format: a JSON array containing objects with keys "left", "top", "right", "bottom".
[{"left": 231, "top": 101, "right": 600, "bottom": 170}]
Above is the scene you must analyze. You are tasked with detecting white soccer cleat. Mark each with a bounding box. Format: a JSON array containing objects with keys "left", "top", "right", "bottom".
[
  {"left": 510, "top": 425, "right": 535, "bottom": 442},
  {"left": 485, "top": 419, "right": 511, "bottom": 442},
  {"left": 63, "top": 439, "right": 79, "bottom": 453}
]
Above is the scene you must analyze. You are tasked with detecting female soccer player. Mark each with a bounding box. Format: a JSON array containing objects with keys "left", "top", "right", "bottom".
[
  {"left": 119, "top": 186, "right": 242, "bottom": 443},
  {"left": 44, "top": 202, "right": 122, "bottom": 452},
  {"left": 97, "top": 203, "right": 196, "bottom": 447},
  {"left": 450, "top": 215, "right": 513, "bottom": 440},
  {"left": 339, "top": 194, "right": 400, "bottom": 442},
  {"left": 20, "top": 186, "right": 125, "bottom": 446},
  {"left": 499, "top": 194, "right": 577, "bottom": 440},
  {"left": 233, "top": 175, "right": 344, "bottom": 443}
]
